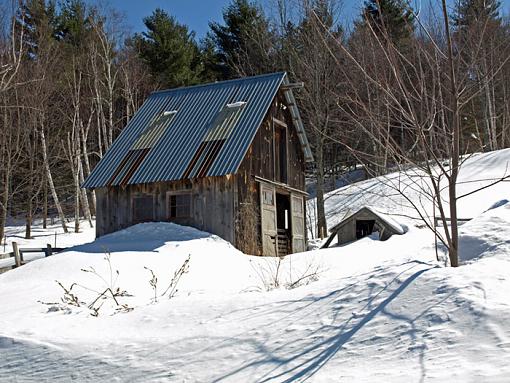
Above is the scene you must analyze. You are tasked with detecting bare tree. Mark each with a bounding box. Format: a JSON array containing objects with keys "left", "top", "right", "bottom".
[{"left": 317, "top": 0, "right": 510, "bottom": 266}]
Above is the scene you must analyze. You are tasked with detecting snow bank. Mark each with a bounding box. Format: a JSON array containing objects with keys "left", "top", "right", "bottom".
[
  {"left": 0, "top": 149, "right": 509, "bottom": 381},
  {"left": 309, "top": 148, "right": 510, "bottom": 234},
  {"left": 459, "top": 200, "right": 510, "bottom": 263}
]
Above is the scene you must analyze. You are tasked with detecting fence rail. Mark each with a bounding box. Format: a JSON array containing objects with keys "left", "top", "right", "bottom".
[
  {"left": 434, "top": 217, "right": 472, "bottom": 227},
  {"left": 0, "top": 242, "right": 66, "bottom": 273}
]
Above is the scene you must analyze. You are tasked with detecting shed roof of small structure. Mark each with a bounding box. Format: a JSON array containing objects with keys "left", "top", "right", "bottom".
[
  {"left": 330, "top": 206, "right": 407, "bottom": 235},
  {"left": 83, "top": 72, "right": 313, "bottom": 189}
]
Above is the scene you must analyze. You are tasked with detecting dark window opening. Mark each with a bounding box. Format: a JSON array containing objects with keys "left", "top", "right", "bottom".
[
  {"left": 132, "top": 194, "right": 154, "bottom": 223},
  {"left": 168, "top": 193, "right": 192, "bottom": 219},
  {"left": 276, "top": 193, "right": 291, "bottom": 255},
  {"left": 275, "top": 126, "right": 287, "bottom": 183},
  {"left": 276, "top": 193, "right": 290, "bottom": 231},
  {"left": 356, "top": 220, "right": 375, "bottom": 239}
]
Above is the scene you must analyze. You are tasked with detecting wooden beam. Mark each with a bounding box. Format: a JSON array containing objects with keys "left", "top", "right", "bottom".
[
  {"left": 12, "top": 242, "right": 21, "bottom": 268},
  {"left": 281, "top": 82, "right": 304, "bottom": 90},
  {"left": 254, "top": 176, "right": 308, "bottom": 196},
  {"left": 272, "top": 117, "right": 288, "bottom": 128}
]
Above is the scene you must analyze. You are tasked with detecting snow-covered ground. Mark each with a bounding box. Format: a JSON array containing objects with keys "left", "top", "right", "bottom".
[
  {"left": 0, "top": 219, "right": 95, "bottom": 269},
  {"left": 0, "top": 149, "right": 509, "bottom": 382},
  {"left": 1, "top": 219, "right": 95, "bottom": 254},
  {"left": 307, "top": 149, "right": 510, "bottom": 234}
]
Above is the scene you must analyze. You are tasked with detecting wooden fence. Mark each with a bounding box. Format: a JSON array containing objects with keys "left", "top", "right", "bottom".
[
  {"left": 0, "top": 242, "right": 66, "bottom": 273},
  {"left": 434, "top": 217, "right": 472, "bottom": 227}
]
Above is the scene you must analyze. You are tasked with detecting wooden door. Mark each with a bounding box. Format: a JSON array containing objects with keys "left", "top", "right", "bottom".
[
  {"left": 260, "top": 183, "right": 277, "bottom": 256},
  {"left": 291, "top": 193, "right": 305, "bottom": 253}
]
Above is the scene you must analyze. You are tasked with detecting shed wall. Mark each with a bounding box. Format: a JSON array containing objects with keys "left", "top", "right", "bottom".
[
  {"left": 334, "top": 210, "right": 399, "bottom": 246},
  {"left": 234, "top": 91, "right": 307, "bottom": 255},
  {"left": 95, "top": 176, "right": 235, "bottom": 243}
]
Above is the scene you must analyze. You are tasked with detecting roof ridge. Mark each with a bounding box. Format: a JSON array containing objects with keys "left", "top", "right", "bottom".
[{"left": 151, "top": 72, "right": 287, "bottom": 95}]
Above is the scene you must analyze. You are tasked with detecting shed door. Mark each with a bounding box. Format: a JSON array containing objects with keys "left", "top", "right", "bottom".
[
  {"left": 291, "top": 194, "right": 305, "bottom": 253},
  {"left": 260, "top": 183, "right": 277, "bottom": 256}
]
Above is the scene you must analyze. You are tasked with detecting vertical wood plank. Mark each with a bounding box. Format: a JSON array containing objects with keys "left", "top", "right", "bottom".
[{"left": 12, "top": 242, "right": 21, "bottom": 267}]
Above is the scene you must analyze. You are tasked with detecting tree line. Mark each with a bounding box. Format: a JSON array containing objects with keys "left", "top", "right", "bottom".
[{"left": 1, "top": 0, "right": 509, "bottom": 266}]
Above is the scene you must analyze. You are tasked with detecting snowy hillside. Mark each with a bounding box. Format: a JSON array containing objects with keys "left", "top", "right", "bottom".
[
  {"left": 308, "top": 149, "right": 510, "bottom": 235},
  {"left": 0, "top": 149, "right": 510, "bottom": 382}
]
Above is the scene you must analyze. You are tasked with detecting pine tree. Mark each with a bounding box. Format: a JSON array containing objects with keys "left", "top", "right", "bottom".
[
  {"left": 133, "top": 9, "right": 203, "bottom": 88},
  {"left": 15, "top": 0, "right": 58, "bottom": 57},
  {"left": 56, "top": 0, "right": 93, "bottom": 49},
  {"left": 452, "top": 0, "right": 501, "bottom": 29},
  {"left": 361, "top": 0, "right": 414, "bottom": 43},
  {"left": 208, "top": 0, "right": 276, "bottom": 79}
]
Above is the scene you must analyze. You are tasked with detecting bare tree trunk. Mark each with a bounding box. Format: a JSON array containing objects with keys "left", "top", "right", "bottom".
[
  {"left": 78, "top": 155, "right": 93, "bottom": 227},
  {"left": 80, "top": 124, "right": 96, "bottom": 215},
  {"left": 441, "top": 0, "right": 460, "bottom": 267},
  {"left": 315, "top": 137, "right": 328, "bottom": 239},
  {"left": 39, "top": 127, "right": 68, "bottom": 233},
  {"left": 25, "top": 138, "right": 35, "bottom": 239},
  {"left": 74, "top": 167, "right": 80, "bottom": 233},
  {"left": 0, "top": 171, "right": 9, "bottom": 243},
  {"left": 42, "top": 175, "right": 47, "bottom": 229}
]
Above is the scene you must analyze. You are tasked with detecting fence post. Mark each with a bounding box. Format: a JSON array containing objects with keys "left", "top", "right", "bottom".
[
  {"left": 12, "top": 242, "right": 21, "bottom": 268},
  {"left": 46, "top": 243, "right": 52, "bottom": 257}
]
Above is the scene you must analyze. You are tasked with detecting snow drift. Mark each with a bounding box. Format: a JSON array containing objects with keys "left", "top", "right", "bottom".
[{"left": 0, "top": 149, "right": 509, "bottom": 382}]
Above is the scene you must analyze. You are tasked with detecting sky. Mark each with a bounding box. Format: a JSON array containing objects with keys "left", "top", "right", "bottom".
[
  {"left": 103, "top": 0, "right": 510, "bottom": 39},
  {"left": 104, "top": 0, "right": 362, "bottom": 38}
]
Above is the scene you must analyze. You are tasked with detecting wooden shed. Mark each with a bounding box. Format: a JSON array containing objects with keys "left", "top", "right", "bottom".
[
  {"left": 322, "top": 206, "right": 406, "bottom": 248},
  {"left": 83, "top": 72, "right": 313, "bottom": 256}
]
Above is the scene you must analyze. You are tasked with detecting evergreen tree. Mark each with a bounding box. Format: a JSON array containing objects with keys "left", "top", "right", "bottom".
[
  {"left": 133, "top": 8, "right": 203, "bottom": 88},
  {"left": 452, "top": 0, "right": 501, "bottom": 29},
  {"left": 15, "top": 0, "right": 58, "bottom": 57},
  {"left": 56, "top": 0, "right": 93, "bottom": 49},
  {"left": 361, "top": 0, "right": 414, "bottom": 43},
  {"left": 208, "top": 0, "right": 276, "bottom": 79}
]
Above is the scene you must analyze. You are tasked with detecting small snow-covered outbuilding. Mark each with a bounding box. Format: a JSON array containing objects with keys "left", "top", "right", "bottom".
[{"left": 322, "top": 206, "right": 406, "bottom": 248}]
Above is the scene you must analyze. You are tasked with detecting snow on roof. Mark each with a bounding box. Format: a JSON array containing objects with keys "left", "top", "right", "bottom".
[{"left": 331, "top": 206, "right": 407, "bottom": 235}]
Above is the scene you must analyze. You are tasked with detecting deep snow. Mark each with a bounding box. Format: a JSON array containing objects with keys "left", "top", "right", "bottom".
[{"left": 0, "top": 149, "right": 509, "bottom": 382}]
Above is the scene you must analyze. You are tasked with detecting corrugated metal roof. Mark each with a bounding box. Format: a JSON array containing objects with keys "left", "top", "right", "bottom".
[{"left": 83, "top": 72, "right": 312, "bottom": 189}]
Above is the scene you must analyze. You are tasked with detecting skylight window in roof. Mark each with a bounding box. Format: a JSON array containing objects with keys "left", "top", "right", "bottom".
[
  {"left": 202, "top": 101, "right": 246, "bottom": 142},
  {"left": 182, "top": 101, "right": 247, "bottom": 179},
  {"left": 131, "top": 110, "right": 177, "bottom": 150}
]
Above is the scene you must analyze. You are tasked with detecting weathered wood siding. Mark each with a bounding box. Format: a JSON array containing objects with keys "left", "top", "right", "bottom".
[
  {"left": 334, "top": 210, "right": 397, "bottom": 246},
  {"left": 95, "top": 176, "right": 235, "bottom": 242},
  {"left": 234, "top": 91, "right": 307, "bottom": 254},
  {"left": 236, "top": 91, "right": 306, "bottom": 190},
  {"left": 95, "top": 90, "right": 307, "bottom": 256}
]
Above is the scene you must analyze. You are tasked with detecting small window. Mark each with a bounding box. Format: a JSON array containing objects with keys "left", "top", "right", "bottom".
[
  {"left": 262, "top": 190, "right": 274, "bottom": 206},
  {"left": 167, "top": 193, "right": 192, "bottom": 219},
  {"left": 292, "top": 196, "right": 303, "bottom": 214},
  {"left": 132, "top": 194, "right": 154, "bottom": 223}
]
